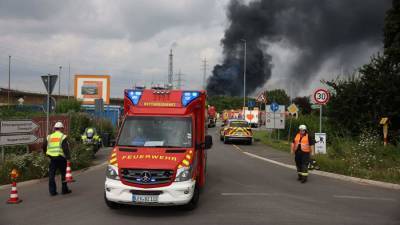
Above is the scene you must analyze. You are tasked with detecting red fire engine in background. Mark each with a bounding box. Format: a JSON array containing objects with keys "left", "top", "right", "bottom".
[
  {"left": 104, "top": 89, "right": 213, "bottom": 210},
  {"left": 207, "top": 105, "right": 217, "bottom": 128}
]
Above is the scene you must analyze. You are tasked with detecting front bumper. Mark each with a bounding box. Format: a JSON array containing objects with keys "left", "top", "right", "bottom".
[{"left": 105, "top": 178, "right": 196, "bottom": 206}]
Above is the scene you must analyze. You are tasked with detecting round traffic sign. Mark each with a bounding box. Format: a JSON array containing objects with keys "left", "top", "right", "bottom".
[
  {"left": 270, "top": 102, "right": 279, "bottom": 112},
  {"left": 313, "top": 89, "right": 330, "bottom": 105}
]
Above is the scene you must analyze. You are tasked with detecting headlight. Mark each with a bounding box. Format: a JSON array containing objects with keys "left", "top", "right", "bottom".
[
  {"left": 174, "top": 166, "right": 192, "bottom": 182},
  {"left": 106, "top": 165, "right": 119, "bottom": 180}
]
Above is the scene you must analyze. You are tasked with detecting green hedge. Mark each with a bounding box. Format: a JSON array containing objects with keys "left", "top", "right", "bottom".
[{"left": 0, "top": 140, "right": 94, "bottom": 185}]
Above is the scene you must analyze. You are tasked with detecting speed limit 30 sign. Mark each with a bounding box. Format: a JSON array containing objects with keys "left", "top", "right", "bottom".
[{"left": 313, "top": 88, "right": 330, "bottom": 105}]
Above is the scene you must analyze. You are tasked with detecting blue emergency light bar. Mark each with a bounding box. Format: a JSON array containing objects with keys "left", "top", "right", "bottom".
[
  {"left": 181, "top": 91, "right": 200, "bottom": 106},
  {"left": 126, "top": 90, "right": 143, "bottom": 105}
]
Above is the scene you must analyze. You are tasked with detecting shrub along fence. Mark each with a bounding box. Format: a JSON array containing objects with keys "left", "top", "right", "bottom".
[{"left": 0, "top": 110, "right": 116, "bottom": 185}]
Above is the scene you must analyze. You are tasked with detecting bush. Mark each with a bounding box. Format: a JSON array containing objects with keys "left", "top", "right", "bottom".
[
  {"left": 0, "top": 152, "right": 49, "bottom": 184},
  {"left": 56, "top": 99, "right": 82, "bottom": 113},
  {"left": 92, "top": 118, "right": 115, "bottom": 140},
  {"left": 69, "top": 112, "right": 92, "bottom": 141},
  {"left": 69, "top": 112, "right": 116, "bottom": 142},
  {"left": 0, "top": 140, "right": 95, "bottom": 185},
  {"left": 0, "top": 106, "right": 45, "bottom": 119}
]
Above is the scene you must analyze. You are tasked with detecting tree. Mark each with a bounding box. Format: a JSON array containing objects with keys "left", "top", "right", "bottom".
[
  {"left": 293, "top": 96, "right": 312, "bottom": 115},
  {"left": 325, "top": 0, "right": 400, "bottom": 137},
  {"left": 207, "top": 96, "right": 243, "bottom": 111},
  {"left": 264, "top": 89, "right": 290, "bottom": 106},
  {"left": 384, "top": 0, "right": 400, "bottom": 61}
]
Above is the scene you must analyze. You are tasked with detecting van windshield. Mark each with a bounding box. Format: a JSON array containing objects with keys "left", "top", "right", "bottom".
[{"left": 118, "top": 116, "right": 192, "bottom": 148}]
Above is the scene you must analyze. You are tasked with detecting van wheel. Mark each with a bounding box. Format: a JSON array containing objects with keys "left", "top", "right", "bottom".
[
  {"left": 183, "top": 186, "right": 200, "bottom": 210},
  {"left": 104, "top": 192, "right": 121, "bottom": 209},
  {"left": 223, "top": 137, "right": 229, "bottom": 144}
]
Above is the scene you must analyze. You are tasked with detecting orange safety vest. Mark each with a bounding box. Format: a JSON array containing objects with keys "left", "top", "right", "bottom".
[{"left": 292, "top": 133, "right": 311, "bottom": 153}]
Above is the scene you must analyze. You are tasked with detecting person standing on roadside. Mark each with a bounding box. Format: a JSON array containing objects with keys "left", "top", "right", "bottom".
[
  {"left": 42, "top": 122, "right": 72, "bottom": 196},
  {"left": 291, "top": 125, "right": 315, "bottom": 183}
]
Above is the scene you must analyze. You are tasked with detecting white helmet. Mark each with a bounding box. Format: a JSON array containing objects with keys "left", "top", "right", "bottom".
[
  {"left": 54, "top": 122, "right": 64, "bottom": 129},
  {"left": 299, "top": 124, "right": 307, "bottom": 130}
]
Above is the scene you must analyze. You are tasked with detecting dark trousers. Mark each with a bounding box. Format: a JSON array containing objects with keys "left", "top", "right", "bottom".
[
  {"left": 295, "top": 150, "right": 310, "bottom": 178},
  {"left": 48, "top": 156, "right": 68, "bottom": 194}
]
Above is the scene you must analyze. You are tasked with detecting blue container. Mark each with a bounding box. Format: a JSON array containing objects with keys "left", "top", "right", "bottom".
[{"left": 81, "top": 105, "right": 122, "bottom": 127}]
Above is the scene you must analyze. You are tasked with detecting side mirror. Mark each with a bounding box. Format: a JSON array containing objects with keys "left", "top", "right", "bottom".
[{"left": 205, "top": 135, "right": 213, "bottom": 149}]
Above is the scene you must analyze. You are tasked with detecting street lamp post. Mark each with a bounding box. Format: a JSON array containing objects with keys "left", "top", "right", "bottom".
[
  {"left": 8, "top": 55, "right": 11, "bottom": 108},
  {"left": 241, "top": 39, "right": 247, "bottom": 110},
  {"left": 58, "top": 66, "right": 62, "bottom": 97}
]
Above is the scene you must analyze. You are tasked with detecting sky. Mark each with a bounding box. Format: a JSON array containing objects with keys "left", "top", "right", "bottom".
[
  {"left": 0, "top": 0, "right": 388, "bottom": 99},
  {"left": 0, "top": 0, "right": 228, "bottom": 98}
]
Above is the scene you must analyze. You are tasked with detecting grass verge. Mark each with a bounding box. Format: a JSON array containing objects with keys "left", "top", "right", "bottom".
[{"left": 254, "top": 130, "right": 400, "bottom": 184}]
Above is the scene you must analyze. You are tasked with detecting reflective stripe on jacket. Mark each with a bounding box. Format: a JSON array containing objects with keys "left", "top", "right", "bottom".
[
  {"left": 291, "top": 133, "right": 311, "bottom": 153},
  {"left": 46, "top": 131, "right": 66, "bottom": 157}
]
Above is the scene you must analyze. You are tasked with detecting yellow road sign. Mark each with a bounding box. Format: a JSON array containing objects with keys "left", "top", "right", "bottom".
[{"left": 288, "top": 103, "right": 299, "bottom": 114}]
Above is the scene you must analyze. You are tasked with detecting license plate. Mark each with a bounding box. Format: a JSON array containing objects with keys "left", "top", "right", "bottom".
[{"left": 132, "top": 195, "right": 158, "bottom": 203}]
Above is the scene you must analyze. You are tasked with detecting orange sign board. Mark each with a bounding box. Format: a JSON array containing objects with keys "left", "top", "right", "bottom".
[{"left": 74, "top": 75, "right": 110, "bottom": 104}]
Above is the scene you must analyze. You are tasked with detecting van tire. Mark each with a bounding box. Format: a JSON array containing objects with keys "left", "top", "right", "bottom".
[
  {"left": 223, "top": 137, "right": 229, "bottom": 144},
  {"left": 183, "top": 186, "right": 200, "bottom": 210},
  {"left": 104, "top": 192, "right": 121, "bottom": 209}
]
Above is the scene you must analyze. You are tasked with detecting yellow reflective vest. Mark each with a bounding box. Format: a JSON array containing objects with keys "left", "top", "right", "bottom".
[{"left": 46, "top": 131, "right": 67, "bottom": 157}]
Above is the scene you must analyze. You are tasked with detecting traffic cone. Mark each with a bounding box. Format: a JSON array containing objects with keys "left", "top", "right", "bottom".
[
  {"left": 7, "top": 181, "right": 22, "bottom": 204},
  {"left": 65, "top": 161, "right": 75, "bottom": 183}
]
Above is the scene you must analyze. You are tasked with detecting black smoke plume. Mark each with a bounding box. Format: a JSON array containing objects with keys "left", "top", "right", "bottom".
[{"left": 207, "top": 0, "right": 391, "bottom": 96}]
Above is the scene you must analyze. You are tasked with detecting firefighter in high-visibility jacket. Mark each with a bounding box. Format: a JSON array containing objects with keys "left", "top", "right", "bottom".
[
  {"left": 42, "top": 122, "right": 72, "bottom": 196},
  {"left": 291, "top": 125, "right": 315, "bottom": 183}
]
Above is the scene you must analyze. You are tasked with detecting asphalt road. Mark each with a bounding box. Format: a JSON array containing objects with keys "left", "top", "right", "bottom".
[{"left": 1, "top": 126, "right": 399, "bottom": 225}]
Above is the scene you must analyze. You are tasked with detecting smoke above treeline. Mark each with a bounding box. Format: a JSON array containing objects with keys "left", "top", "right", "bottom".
[{"left": 206, "top": 0, "right": 392, "bottom": 97}]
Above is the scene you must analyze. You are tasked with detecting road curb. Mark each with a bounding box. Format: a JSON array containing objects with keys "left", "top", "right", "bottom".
[
  {"left": 242, "top": 151, "right": 400, "bottom": 190},
  {"left": 0, "top": 161, "right": 107, "bottom": 191}
]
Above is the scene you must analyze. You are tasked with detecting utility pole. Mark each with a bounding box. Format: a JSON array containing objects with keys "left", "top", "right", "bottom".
[
  {"left": 202, "top": 57, "right": 208, "bottom": 90},
  {"left": 68, "top": 63, "right": 70, "bottom": 99},
  {"left": 175, "top": 69, "right": 185, "bottom": 90},
  {"left": 168, "top": 49, "right": 173, "bottom": 89},
  {"left": 8, "top": 55, "right": 11, "bottom": 108},
  {"left": 241, "top": 39, "right": 247, "bottom": 109},
  {"left": 58, "top": 66, "right": 62, "bottom": 97}
]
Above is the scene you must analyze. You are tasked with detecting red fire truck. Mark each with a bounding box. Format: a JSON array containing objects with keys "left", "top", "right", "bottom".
[{"left": 104, "top": 89, "right": 213, "bottom": 209}]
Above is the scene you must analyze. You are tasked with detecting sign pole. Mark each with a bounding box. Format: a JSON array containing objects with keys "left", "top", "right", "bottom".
[
  {"left": 288, "top": 115, "right": 293, "bottom": 143},
  {"left": 47, "top": 74, "right": 50, "bottom": 137},
  {"left": 319, "top": 105, "right": 322, "bottom": 133},
  {"left": 264, "top": 102, "right": 267, "bottom": 129}
]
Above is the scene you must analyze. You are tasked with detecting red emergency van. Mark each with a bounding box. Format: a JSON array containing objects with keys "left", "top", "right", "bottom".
[{"left": 104, "top": 89, "right": 212, "bottom": 209}]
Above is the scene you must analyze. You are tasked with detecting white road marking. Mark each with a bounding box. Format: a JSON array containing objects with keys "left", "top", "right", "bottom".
[
  {"left": 333, "top": 195, "right": 397, "bottom": 202},
  {"left": 233, "top": 145, "right": 400, "bottom": 190},
  {"left": 232, "top": 144, "right": 243, "bottom": 152},
  {"left": 242, "top": 151, "right": 296, "bottom": 170},
  {"left": 221, "top": 192, "right": 278, "bottom": 196}
]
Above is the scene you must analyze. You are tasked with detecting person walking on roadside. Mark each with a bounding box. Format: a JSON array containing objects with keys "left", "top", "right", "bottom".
[
  {"left": 291, "top": 125, "right": 315, "bottom": 183},
  {"left": 42, "top": 122, "right": 72, "bottom": 196}
]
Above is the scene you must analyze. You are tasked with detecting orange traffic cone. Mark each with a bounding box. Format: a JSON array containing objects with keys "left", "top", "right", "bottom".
[
  {"left": 7, "top": 181, "right": 22, "bottom": 204},
  {"left": 65, "top": 161, "right": 75, "bottom": 183}
]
